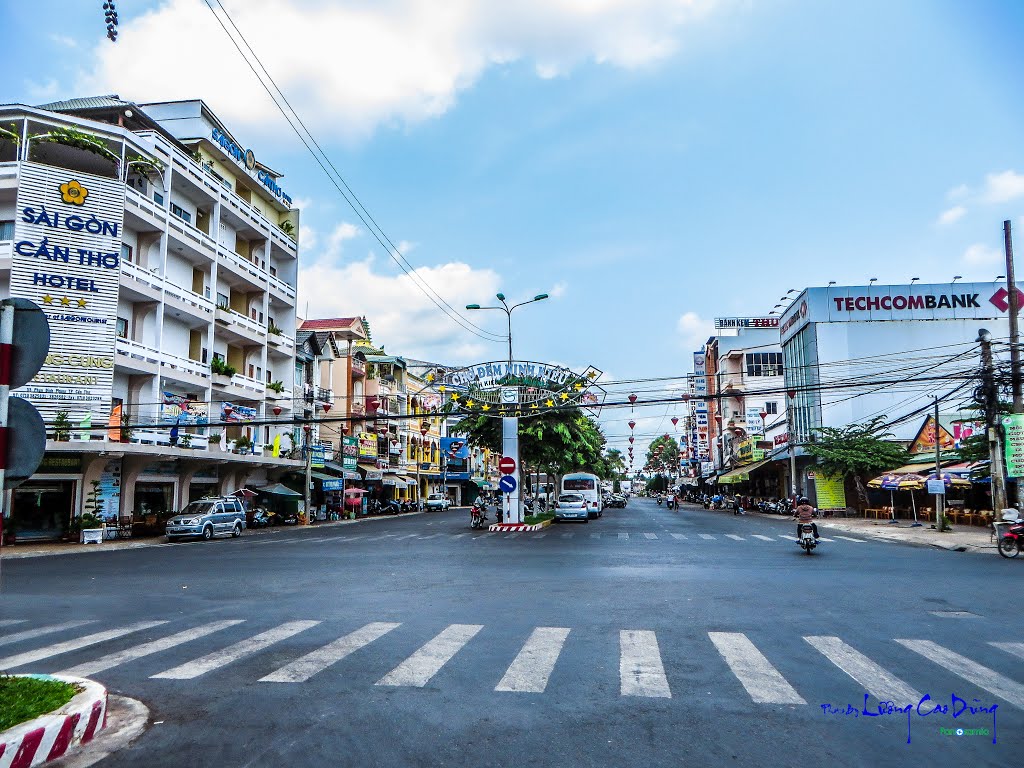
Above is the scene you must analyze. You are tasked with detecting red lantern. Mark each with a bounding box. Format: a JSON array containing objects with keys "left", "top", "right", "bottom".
[
  {"left": 628, "top": 436, "right": 635, "bottom": 444},
  {"left": 322, "top": 402, "right": 332, "bottom": 413},
  {"left": 272, "top": 406, "right": 282, "bottom": 416},
  {"left": 420, "top": 421, "right": 430, "bottom": 437},
  {"left": 671, "top": 417, "right": 678, "bottom": 427},
  {"left": 628, "top": 394, "right": 637, "bottom": 404},
  {"left": 788, "top": 389, "right": 796, "bottom": 399},
  {"left": 628, "top": 420, "right": 636, "bottom": 430}
]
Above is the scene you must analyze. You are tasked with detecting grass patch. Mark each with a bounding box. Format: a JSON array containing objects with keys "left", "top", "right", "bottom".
[
  {"left": 0, "top": 675, "right": 80, "bottom": 731},
  {"left": 523, "top": 512, "right": 555, "bottom": 525}
]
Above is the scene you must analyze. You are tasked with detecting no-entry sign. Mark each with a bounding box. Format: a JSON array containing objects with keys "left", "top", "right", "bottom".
[{"left": 499, "top": 456, "right": 516, "bottom": 475}]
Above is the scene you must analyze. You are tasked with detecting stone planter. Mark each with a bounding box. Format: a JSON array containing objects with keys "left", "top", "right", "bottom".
[{"left": 212, "top": 373, "right": 232, "bottom": 387}]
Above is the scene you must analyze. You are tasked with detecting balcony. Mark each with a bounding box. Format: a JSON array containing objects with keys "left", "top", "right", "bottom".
[
  {"left": 212, "top": 371, "right": 266, "bottom": 397},
  {"left": 267, "top": 331, "right": 296, "bottom": 352},
  {"left": 268, "top": 272, "right": 297, "bottom": 302},
  {"left": 160, "top": 349, "right": 211, "bottom": 382},
  {"left": 215, "top": 306, "right": 268, "bottom": 343},
  {"left": 315, "top": 386, "right": 333, "bottom": 405},
  {"left": 124, "top": 185, "right": 167, "bottom": 225},
  {"left": 350, "top": 400, "right": 365, "bottom": 416},
  {"left": 163, "top": 280, "right": 215, "bottom": 319},
  {"left": 217, "top": 243, "right": 268, "bottom": 288},
  {"left": 115, "top": 337, "right": 160, "bottom": 373},
  {"left": 350, "top": 358, "right": 365, "bottom": 378},
  {"left": 167, "top": 211, "right": 218, "bottom": 256}
]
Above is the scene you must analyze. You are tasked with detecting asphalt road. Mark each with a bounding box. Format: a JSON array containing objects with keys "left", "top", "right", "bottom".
[{"left": 1, "top": 497, "right": 1020, "bottom": 767}]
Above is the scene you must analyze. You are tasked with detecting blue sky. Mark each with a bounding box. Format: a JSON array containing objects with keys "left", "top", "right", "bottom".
[{"left": 4, "top": 0, "right": 1024, "bottom": 452}]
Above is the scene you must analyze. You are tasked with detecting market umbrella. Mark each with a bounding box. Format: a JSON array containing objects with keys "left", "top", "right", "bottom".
[
  {"left": 344, "top": 496, "right": 364, "bottom": 506},
  {"left": 344, "top": 488, "right": 368, "bottom": 495}
]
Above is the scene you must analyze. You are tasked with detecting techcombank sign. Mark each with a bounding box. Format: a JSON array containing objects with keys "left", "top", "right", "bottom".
[{"left": 780, "top": 282, "right": 1012, "bottom": 343}]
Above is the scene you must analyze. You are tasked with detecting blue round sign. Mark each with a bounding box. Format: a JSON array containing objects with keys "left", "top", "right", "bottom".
[{"left": 498, "top": 475, "right": 518, "bottom": 494}]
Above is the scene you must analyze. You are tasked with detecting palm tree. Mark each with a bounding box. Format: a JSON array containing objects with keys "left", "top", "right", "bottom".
[{"left": 605, "top": 448, "right": 627, "bottom": 477}]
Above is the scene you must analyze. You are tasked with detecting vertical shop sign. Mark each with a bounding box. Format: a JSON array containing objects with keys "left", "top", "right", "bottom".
[{"left": 10, "top": 163, "right": 124, "bottom": 423}]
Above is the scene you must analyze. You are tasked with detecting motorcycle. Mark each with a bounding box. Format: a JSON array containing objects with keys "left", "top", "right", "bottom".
[
  {"left": 383, "top": 500, "right": 402, "bottom": 515},
  {"left": 656, "top": 496, "right": 663, "bottom": 506},
  {"left": 249, "top": 509, "right": 272, "bottom": 528},
  {"left": 998, "top": 518, "right": 1024, "bottom": 558},
  {"left": 470, "top": 504, "right": 489, "bottom": 529},
  {"left": 798, "top": 523, "right": 817, "bottom": 555}
]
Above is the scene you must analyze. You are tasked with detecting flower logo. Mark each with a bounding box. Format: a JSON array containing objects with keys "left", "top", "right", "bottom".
[{"left": 59, "top": 180, "right": 89, "bottom": 205}]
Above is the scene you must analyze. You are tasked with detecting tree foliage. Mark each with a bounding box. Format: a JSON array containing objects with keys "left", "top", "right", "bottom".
[
  {"left": 604, "top": 448, "right": 626, "bottom": 477},
  {"left": 805, "top": 416, "right": 909, "bottom": 478},
  {"left": 450, "top": 409, "right": 608, "bottom": 479},
  {"left": 644, "top": 434, "right": 679, "bottom": 475}
]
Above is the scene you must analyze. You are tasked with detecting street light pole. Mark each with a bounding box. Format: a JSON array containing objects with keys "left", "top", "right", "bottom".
[{"left": 466, "top": 293, "right": 549, "bottom": 525}]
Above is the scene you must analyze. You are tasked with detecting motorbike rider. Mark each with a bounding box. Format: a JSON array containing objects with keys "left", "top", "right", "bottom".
[{"left": 795, "top": 497, "right": 819, "bottom": 540}]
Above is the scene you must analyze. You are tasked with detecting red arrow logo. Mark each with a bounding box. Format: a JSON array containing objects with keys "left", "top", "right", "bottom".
[{"left": 989, "top": 287, "right": 1024, "bottom": 313}]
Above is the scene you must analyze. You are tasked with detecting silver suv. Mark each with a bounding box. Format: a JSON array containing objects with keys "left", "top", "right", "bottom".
[
  {"left": 424, "top": 493, "right": 451, "bottom": 512},
  {"left": 166, "top": 497, "right": 246, "bottom": 541}
]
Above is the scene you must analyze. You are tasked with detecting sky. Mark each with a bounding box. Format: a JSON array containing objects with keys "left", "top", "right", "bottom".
[{"left": 4, "top": 0, "right": 1024, "bottom": 457}]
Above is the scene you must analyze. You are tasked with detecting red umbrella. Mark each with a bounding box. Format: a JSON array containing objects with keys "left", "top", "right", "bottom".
[{"left": 345, "top": 488, "right": 368, "bottom": 495}]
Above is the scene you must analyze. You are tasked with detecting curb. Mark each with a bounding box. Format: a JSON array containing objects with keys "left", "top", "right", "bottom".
[
  {"left": 0, "top": 675, "right": 107, "bottom": 768},
  {"left": 488, "top": 519, "right": 554, "bottom": 532}
]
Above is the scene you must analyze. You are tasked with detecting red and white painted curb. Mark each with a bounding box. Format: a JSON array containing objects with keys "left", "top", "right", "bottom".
[
  {"left": 488, "top": 520, "right": 552, "bottom": 532},
  {"left": 0, "top": 675, "right": 107, "bottom": 768}
]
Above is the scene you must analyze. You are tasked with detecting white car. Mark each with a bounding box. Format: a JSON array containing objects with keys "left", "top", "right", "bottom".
[{"left": 424, "top": 493, "right": 451, "bottom": 512}]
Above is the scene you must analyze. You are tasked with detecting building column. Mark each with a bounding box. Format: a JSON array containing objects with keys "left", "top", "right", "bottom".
[{"left": 120, "top": 455, "right": 157, "bottom": 518}]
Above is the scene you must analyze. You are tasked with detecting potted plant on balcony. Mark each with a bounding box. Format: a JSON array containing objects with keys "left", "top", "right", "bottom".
[
  {"left": 211, "top": 356, "right": 236, "bottom": 385},
  {"left": 267, "top": 380, "right": 285, "bottom": 398},
  {"left": 208, "top": 433, "right": 222, "bottom": 451},
  {"left": 278, "top": 220, "right": 296, "bottom": 241},
  {"left": 268, "top": 322, "right": 282, "bottom": 336},
  {"left": 53, "top": 410, "right": 72, "bottom": 441},
  {"left": 234, "top": 434, "right": 253, "bottom": 455}
]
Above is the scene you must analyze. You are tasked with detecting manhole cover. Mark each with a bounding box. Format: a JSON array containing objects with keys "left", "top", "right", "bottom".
[{"left": 930, "top": 610, "right": 980, "bottom": 618}]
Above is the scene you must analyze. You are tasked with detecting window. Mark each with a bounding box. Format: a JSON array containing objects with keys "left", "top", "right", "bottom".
[
  {"left": 764, "top": 402, "right": 778, "bottom": 415},
  {"left": 115, "top": 317, "right": 129, "bottom": 339},
  {"left": 153, "top": 191, "right": 164, "bottom": 205},
  {"left": 0, "top": 221, "right": 13, "bottom": 240},
  {"left": 120, "top": 243, "right": 133, "bottom": 263},
  {"left": 170, "top": 202, "right": 192, "bottom": 223},
  {"left": 745, "top": 352, "right": 783, "bottom": 377},
  {"left": 217, "top": 292, "right": 229, "bottom": 309}
]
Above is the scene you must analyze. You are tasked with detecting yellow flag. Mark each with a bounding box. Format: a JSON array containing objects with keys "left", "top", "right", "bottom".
[{"left": 272, "top": 434, "right": 281, "bottom": 458}]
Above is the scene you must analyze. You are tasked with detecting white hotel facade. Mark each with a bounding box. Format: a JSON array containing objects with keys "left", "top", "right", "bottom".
[{"left": 0, "top": 96, "right": 306, "bottom": 539}]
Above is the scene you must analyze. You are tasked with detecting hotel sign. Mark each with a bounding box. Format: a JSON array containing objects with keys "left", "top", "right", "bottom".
[{"left": 10, "top": 164, "right": 123, "bottom": 423}]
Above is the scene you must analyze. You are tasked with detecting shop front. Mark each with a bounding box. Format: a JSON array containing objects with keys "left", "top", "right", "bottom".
[{"left": 10, "top": 480, "right": 76, "bottom": 541}]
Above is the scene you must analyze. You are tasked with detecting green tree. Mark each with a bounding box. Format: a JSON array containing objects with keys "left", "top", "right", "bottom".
[
  {"left": 604, "top": 448, "right": 626, "bottom": 477},
  {"left": 804, "top": 416, "right": 909, "bottom": 510},
  {"left": 451, "top": 409, "right": 608, "bottom": 482},
  {"left": 644, "top": 434, "right": 679, "bottom": 478}
]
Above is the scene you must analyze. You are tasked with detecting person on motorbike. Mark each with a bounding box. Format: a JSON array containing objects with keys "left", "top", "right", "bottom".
[{"left": 795, "top": 497, "right": 819, "bottom": 540}]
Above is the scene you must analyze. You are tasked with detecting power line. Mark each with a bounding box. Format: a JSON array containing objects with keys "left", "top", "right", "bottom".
[{"left": 202, "top": 0, "right": 506, "bottom": 344}]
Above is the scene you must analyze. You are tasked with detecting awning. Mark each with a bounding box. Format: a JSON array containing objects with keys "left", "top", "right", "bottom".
[
  {"left": 382, "top": 478, "right": 399, "bottom": 486},
  {"left": 359, "top": 464, "right": 383, "bottom": 481},
  {"left": 342, "top": 469, "right": 360, "bottom": 480},
  {"left": 717, "top": 457, "right": 775, "bottom": 484},
  {"left": 310, "top": 471, "right": 334, "bottom": 482},
  {"left": 256, "top": 483, "right": 302, "bottom": 497},
  {"left": 396, "top": 475, "right": 415, "bottom": 485}
]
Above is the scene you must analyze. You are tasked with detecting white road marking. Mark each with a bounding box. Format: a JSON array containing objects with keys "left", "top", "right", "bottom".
[
  {"left": 261, "top": 622, "right": 401, "bottom": 683},
  {"left": 393, "top": 534, "right": 419, "bottom": 540},
  {"left": 590, "top": 533, "right": 601, "bottom": 539},
  {"left": 376, "top": 624, "right": 483, "bottom": 687},
  {"left": 698, "top": 534, "right": 715, "bottom": 540},
  {"left": 620, "top": 630, "right": 671, "bottom": 698},
  {"left": 817, "top": 537, "right": 835, "bottom": 542},
  {"left": 449, "top": 533, "right": 467, "bottom": 539},
  {"left": 618, "top": 533, "right": 629, "bottom": 540},
  {"left": 670, "top": 533, "right": 688, "bottom": 540},
  {"left": 0, "top": 620, "right": 27, "bottom": 628},
  {"left": 151, "top": 620, "right": 320, "bottom": 680},
  {"left": 724, "top": 534, "right": 745, "bottom": 541},
  {"left": 496, "top": 627, "right": 571, "bottom": 693},
  {"left": 561, "top": 533, "right": 575, "bottom": 539},
  {"left": 805, "top": 636, "right": 920, "bottom": 706},
  {"left": 895, "top": 639, "right": 1024, "bottom": 709},
  {"left": 60, "top": 620, "right": 245, "bottom": 677},
  {"left": 643, "top": 533, "right": 658, "bottom": 540},
  {"left": 708, "top": 632, "right": 805, "bottom": 704},
  {"left": 991, "top": 642, "right": 1024, "bottom": 658},
  {"left": 0, "top": 620, "right": 96, "bottom": 648},
  {"left": 834, "top": 535, "right": 866, "bottom": 543},
  {"left": 0, "top": 621, "right": 168, "bottom": 669},
  {"left": 750, "top": 535, "right": 775, "bottom": 541},
  {"left": 507, "top": 533, "right": 521, "bottom": 539},
  {"left": 778, "top": 535, "right": 796, "bottom": 541}
]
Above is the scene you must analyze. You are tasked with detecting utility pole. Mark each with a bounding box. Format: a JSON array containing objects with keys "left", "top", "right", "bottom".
[
  {"left": 1005, "top": 220, "right": 1022, "bottom": 414},
  {"left": 933, "top": 396, "right": 945, "bottom": 530},
  {"left": 979, "top": 329, "right": 1008, "bottom": 516}
]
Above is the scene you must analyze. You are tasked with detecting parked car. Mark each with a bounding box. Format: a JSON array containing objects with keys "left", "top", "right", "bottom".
[
  {"left": 166, "top": 497, "right": 246, "bottom": 541},
  {"left": 554, "top": 493, "right": 590, "bottom": 523},
  {"left": 424, "top": 493, "right": 451, "bottom": 512},
  {"left": 606, "top": 494, "right": 627, "bottom": 508}
]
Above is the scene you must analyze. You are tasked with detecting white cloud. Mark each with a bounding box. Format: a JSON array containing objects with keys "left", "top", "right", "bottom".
[
  {"left": 24, "top": 77, "right": 60, "bottom": 102},
  {"left": 326, "top": 222, "right": 360, "bottom": 255},
  {"left": 946, "top": 184, "right": 970, "bottom": 201},
  {"left": 49, "top": 34, "right": 78, "bottom": 48},
  {"left": 549, "top": 281, "right": 568, "bottom": 298},
  {"left": 982, "top": 170, "right": 1024, "bottom": 204},
  {"left": 77, "top": 0, "right": 716, "bottom": 140},
  {"left": 937, "top": 205, "right": 966, "bottom": 225},
  {"left": 298, "top": 257, "right": 502, "bottom": 363},
  {"left": 962, "top": 243, "right": 1003, "bottom": 266},
  {"left": 676, "top": 311, "right": 713, "bottom": 351}
]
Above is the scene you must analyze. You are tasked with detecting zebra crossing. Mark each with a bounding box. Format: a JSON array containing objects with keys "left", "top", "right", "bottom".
[
  {"left": 241, "top": 530, "right": 871, "bottom": 546},
  {"left": 1, "top": 617, "right": 1020, "bottom": 708}
]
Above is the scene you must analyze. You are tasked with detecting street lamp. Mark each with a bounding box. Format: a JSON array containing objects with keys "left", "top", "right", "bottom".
[
  {"left": 417, "top": 420, "right": 429, "bottom": 507},
  {"left": 466, "top": 292, "right": 549, "bottom": 364},
  {"left": 952, "top": 275, "right": 963, "bottom": 284}
]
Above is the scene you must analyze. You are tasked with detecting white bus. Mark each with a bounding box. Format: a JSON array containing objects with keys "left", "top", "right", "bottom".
[{"left": 560, "top": 472, "right": 603, "bottom": 519}]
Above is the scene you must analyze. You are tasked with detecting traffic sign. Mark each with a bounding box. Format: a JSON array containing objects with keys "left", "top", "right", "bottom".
[
  {"left": 4, "top": 398, "right": 46, "bottom": 490},
  {"left": 1, "top": 299, "right": 50, "bottom": 389},
  {"left": 498, "top": 475, "right": 517, "bottom": 494},
  {"left": 499, "top": 456, "right": 516, "bottom": 475}
]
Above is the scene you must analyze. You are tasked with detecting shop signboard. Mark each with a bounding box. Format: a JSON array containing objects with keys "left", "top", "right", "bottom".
[
  {"left": 160, "top": 393, "right": 209, "bottom": 425},
  {"left": 221, "top": 402, "right": 256, "bottom": 422},
  {"left": 10, "top": 163, "right": 124, "bottom": 423},
  {"left": 342, "top": 436, "right": 358, "bottom": 470},
  {"left": 95, "top": 459, "right": 122, "bottom": 519},
  {"left": 357, "top": 431, "right": 377, "bottom": 457},
  {"left": 1003, "top": 414, "right": 1024, "bottom": 477},
  {"left": 311, "top": 445, "right": 325, "bottom": 469},
  {"left": 745, "top": 405, "right": 765, "bottom": 434},
  {"left": 813, "top": 474, "right": 847, "bottom": 512}
]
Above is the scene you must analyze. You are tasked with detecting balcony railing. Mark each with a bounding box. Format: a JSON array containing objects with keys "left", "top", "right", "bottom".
[
  {"left": 215, "top": 307, "right": 267, "bottom": 339},
  {"left": 350, "top": 358, "right": 366, "bottom": 377},
  {"left": 115, "top": 337, "right": 160, "bottom": 366},
  {"left": 268, "top": 272, "right": 297, "bottom": 300},
  {"left": 315, "top": 386, "right": 333, "bottom": 404},
  {"left": 350, "top": 400, "right": 365, "bottom": 416},
  {"left": 160, "top": 349, "right": 210, "bottom": 380},
  {"left": 163, "top": 281, "right": 215, "bottom": 317},
  {"left": 125, "top": 185, "right": 167, "bottom": 223}
]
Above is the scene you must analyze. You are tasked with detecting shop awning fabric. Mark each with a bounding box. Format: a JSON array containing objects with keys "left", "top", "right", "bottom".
[
  {"left": 717, "top": 458, "right": 774, "bottom": 484},
  {"left": 257, "top": 483, "right": 302, "bottom": 497}
]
